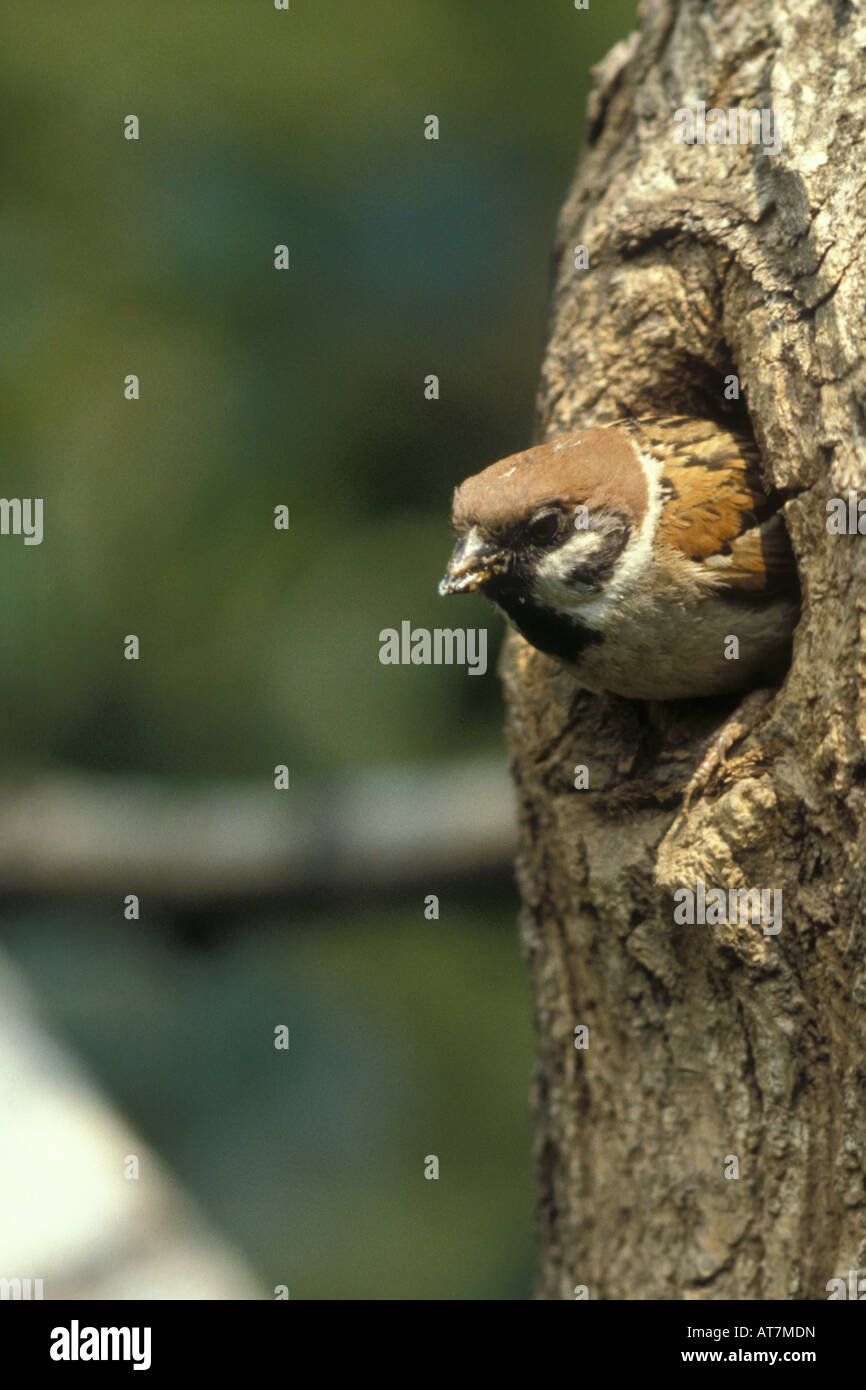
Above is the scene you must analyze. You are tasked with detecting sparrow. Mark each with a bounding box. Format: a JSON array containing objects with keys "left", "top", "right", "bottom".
[{"left": 438, "top": 416, "right": 799, "bottom": 701}]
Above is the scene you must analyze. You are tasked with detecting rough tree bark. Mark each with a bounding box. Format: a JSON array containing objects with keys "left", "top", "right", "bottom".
[{"left": 504, "top": 0, "right": 866, "bottom": 1300}]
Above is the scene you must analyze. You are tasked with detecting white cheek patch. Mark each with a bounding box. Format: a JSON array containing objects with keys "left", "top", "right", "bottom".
[
  {"left": 531, "top": 446, "right": 663, "bottom": 628},
  {"left": 534, "top": 532, "right": 606, "bottom": 623}
]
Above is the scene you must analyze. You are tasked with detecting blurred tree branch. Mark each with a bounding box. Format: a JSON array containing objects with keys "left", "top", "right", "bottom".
[{"left": 0, "top": 759, "right": 515, "bottom": 908}]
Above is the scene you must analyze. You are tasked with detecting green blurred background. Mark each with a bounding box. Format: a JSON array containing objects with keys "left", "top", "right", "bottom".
[{"left": 0, "top": 0, "right": 637, "bottom": 1299}]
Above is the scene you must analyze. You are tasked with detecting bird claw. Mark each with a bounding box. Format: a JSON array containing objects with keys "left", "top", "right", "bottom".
[{"left": 681, "top": 688, "right": 775, "bottom": 813}]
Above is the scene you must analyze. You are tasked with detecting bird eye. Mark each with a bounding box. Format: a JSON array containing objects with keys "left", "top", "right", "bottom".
[{"left": 525, "top": 511, "right": 561, "bottom": 545}]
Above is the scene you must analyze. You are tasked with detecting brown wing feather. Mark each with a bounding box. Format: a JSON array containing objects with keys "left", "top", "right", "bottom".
[{"left": 624, "top": 417, "right": 797, "bottom": 595}]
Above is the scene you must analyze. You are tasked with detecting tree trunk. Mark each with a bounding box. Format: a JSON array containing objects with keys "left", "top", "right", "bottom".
[{"left": 505, "top": 0, "right": 866, "bottom": 1300}]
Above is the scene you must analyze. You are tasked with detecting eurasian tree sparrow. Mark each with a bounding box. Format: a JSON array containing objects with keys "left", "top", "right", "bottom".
[{"left": 439, "top": 416, "right": 799, "bottom": 702}]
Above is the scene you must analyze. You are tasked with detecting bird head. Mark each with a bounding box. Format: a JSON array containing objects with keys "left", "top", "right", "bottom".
[{"left": 438, "top": 431, "right": 645, "bottom": 623}]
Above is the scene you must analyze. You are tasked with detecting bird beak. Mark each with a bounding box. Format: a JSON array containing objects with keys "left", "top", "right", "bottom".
[{"left": 438, "top": 529, "right": 509, "bottom": 596}]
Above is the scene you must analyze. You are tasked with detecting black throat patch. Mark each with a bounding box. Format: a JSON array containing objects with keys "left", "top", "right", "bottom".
[{"left": 486, "top": 582, "right": 603, "bottom": 665}]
